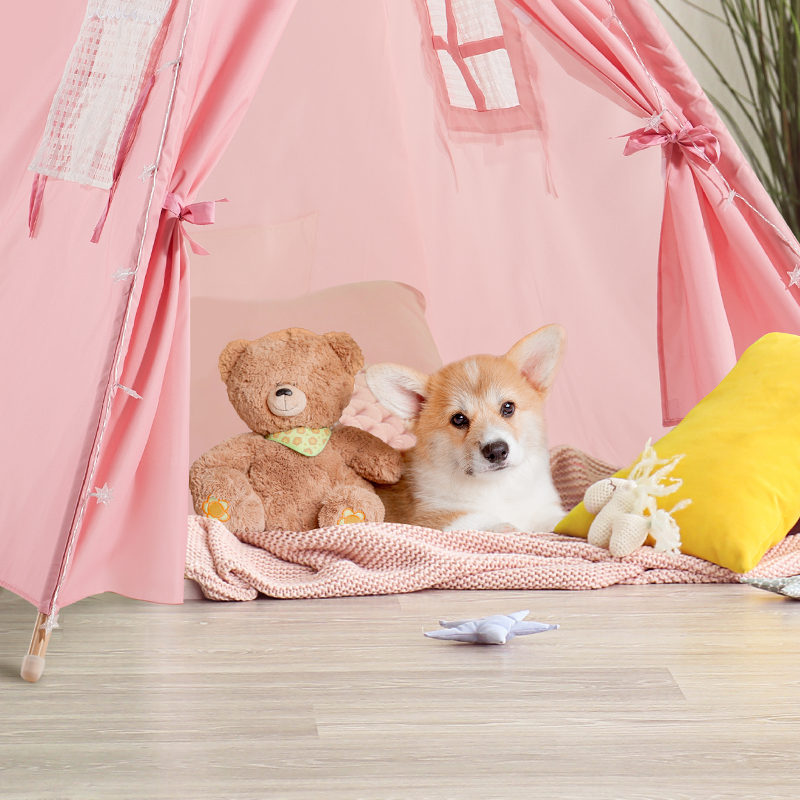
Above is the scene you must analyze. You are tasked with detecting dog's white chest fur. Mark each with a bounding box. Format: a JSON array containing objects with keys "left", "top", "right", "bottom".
[{"left": 412, "top": 453, "right": 565, "bottom": 533}]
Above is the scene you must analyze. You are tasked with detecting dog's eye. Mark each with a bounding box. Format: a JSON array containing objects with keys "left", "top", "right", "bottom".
[
  {"left": 450, "top": 413, "right": 469, "bottom": 429},
  {"left": 501, "top": 402, "right": 515, "bottom": 417}
]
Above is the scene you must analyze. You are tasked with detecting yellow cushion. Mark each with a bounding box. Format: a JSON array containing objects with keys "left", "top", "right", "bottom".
[{"left": 555, "top": 333, "right": 800, "bottom": 573}]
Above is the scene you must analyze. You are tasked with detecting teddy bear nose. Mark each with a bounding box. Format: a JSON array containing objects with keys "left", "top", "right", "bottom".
[{"left": 275, "top": 388, "right": 293, "bottom": 397}]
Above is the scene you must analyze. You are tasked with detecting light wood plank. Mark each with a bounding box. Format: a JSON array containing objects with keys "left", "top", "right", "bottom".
[{"left": 1, "top": 583, "right": 799, "bottom": 799}]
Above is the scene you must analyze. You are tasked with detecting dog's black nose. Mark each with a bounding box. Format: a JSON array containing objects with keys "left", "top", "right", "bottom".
[
  {"left": 482, "top": 440, "right": 509, "bottom": 463},
  {"left": 275, "top": 388, "right": 293, "bottom": 397}
]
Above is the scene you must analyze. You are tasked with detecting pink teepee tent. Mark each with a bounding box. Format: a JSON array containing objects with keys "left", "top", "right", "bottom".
[{"left": 1, "top": 0, "right": 798, "bottom": 681}]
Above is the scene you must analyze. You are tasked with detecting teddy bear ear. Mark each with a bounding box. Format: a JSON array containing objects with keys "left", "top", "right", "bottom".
[
  {"left": 323, "top": 332, "right": 365, "bottom": 376},
  {"left": 218, "top": 338, "right": 251, "bottom": 384}
]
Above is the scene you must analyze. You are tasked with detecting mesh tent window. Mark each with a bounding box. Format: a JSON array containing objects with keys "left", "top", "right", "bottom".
[
  {"left": 29, "top": 0, "right": 174, "bottom": 190},
  {"left": 415, "top": 0, "right": 542, "bottom": 134}
]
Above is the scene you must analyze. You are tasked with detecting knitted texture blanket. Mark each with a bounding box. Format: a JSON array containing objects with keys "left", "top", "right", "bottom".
[{"left": 185, "top": 518, "right": 800, "bottom": 601}]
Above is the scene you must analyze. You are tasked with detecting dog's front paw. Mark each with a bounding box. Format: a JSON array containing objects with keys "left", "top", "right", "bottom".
[{"left": 486, "top": 522, "right": 520, "bottom": 534}]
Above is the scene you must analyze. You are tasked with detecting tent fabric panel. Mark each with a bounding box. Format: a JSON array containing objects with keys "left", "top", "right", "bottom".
[
  {"left": 0, "top": 179, "right": 123, "bottom": 607},
  {"left": 613, "top": 0, "right": 800, "bottom": 377},
  {"left": 506, "top": 0, "right": 656, "bottom": 115},
  {"left": 195, "top": 0, "right": 434, "bottom": 294},
  {"left": 706, "top": 198, "right": 800, "bottom": 357},
  {"left": 512, "top": 0, "right": 800, "bottom": 423},
  {"left": 618, "top": 0, "right": 800, "bottom": 264},
  {"left": 0, "top": 2, "right": 86, "bottom": 227},
  {"left": 55, "top": 0, "right": 300, "bottom": 610},
  {"left": 56, "top": 221, "right": 189, "bottom": 607},
  {"left": 386, "top": 0, "right": 669, "bottom": 466},
  {"left": 657, "top": 147, "right": 737, "bottom": 423},
  {"left": 0, "top": 0, "right": 297, "bottom": 611},
  {"left": 0, "top": 1, "right": 187, "bottom": 609}
]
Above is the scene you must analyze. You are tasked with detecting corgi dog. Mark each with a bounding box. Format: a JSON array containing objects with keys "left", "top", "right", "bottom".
[{"left": 365, "top": 325, "right": 566, "bottom": 533}]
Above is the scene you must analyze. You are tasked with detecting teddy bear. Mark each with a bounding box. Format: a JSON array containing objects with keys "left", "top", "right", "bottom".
[
  {"left": 584, "top": 441, "right": 691, "bottom": 558},
  {"left": 189, "top": 327, "right": 404, "bottom": 533}
]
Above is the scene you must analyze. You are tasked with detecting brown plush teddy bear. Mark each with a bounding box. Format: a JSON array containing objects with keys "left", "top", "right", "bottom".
[{"left": 190, "top": 327, "right": 403, "bottom": 533}]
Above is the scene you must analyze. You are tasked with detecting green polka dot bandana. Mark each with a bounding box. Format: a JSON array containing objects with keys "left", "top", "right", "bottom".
[{"left": 265, "top": 427, "right": 332, "bottom": 457}]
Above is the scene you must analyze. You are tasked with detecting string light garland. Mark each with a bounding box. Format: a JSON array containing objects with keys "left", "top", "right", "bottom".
[
  {"left": 115, "top": 383, "right": 143, "bottom": 399},
  {"left": 41, "top": 0, "right": 197, "bottom": 635},
  {"left": 138, "top": 163, "right": 157, "bottom": 182},
  {"left": 88, "top": 483, "right": 115, "bottom": 506},
  {"left": 112, "top": 266, "right": 136, "bottom": 283},
  {"left": 39, "top": 613, "right": 60, "bottom": 635}
]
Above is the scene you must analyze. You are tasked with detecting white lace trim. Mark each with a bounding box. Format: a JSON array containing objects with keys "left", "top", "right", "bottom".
[
  {"left": 88, "top": 4, "right": 167, "bottom": 24},
  {"left": 29, "top": 0, "right": 173, "bottom": 190}
]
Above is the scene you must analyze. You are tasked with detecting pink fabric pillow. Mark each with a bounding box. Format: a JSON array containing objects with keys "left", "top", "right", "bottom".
[
  {"left": 190, "top": 281, "right": 440, "bottom": 464},
  {"left": 339, "top": 371, "right": 416, "bottom": 450}
]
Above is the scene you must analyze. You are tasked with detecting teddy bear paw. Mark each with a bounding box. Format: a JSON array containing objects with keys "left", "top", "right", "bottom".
[
  {"left": 336, "top": 508, "right": 367, "bottom": 525},
  {"left": 201, "top": 495, "right": 231, "bottom": 523},
  {"left": 319, "top": 486, "right": 385, "bottom": 528},
  {"left": 200, "top": 490, "right": 265, "bottom": 534}
]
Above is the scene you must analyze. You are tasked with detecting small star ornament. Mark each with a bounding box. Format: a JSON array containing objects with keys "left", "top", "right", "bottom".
[
  {"left": 115, "top": 383, "right": 142, "bottom": 399},
  {"left": 424, "top": 610, "right": 558, "bottom": 645},
  {"left": 723, "top": 188, "right": 737, "bottom": 210},
  {"left": 644, "top": 110, "right": 665, "bottom": 132},
  {"left": 139, "top": 163, "right": 157, "bottom": 182},
  {"left": 39, "top": 612, "right": 60, "bottom": 634},
  {"left": 89, "top": 483, "right": 115, "bottom": 506},
  {"left": 787, "top": 265, "right": 800, "bottom": 288},
  {"left": 112, "top": 266, "right": 136, "bottom": 283}
]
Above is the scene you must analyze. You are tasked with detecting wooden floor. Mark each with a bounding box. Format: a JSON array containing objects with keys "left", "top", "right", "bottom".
[{"left": 1, "top": 583, "right": 799, "bottom": 800}]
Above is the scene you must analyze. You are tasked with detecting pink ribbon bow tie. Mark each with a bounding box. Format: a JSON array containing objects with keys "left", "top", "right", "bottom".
[
  {"left": 621, "top": 121, "right": 721, "bottom": 165},
  {"left": 163, "top": 192, "right": 228, "bottom": 255}
]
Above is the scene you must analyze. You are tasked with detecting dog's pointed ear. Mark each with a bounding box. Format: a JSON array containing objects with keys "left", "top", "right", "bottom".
[
  {"left": 365, "top": 363, "right": 429, "bottom": 420},
  {"left": 506, "top": 324, "right": 566, "bottom": 395}
]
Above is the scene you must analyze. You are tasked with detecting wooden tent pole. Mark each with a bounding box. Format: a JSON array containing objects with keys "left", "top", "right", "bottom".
[{"left": 20, "top": 612, "right": 51, "bottom": 683}]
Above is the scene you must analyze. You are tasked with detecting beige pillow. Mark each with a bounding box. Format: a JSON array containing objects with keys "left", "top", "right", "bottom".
[{"left": 190, "top": 281, "right": 442, "bottom": 464}]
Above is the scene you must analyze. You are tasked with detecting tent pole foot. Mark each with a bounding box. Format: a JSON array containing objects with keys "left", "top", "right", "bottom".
[{"left": 21, "top": 612, "right": 51, "bottom": 683}]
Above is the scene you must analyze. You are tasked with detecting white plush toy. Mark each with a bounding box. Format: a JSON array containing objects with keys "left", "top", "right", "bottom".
[
  {"left": 584, "top": 441, "right": 691, "bottom": 558},
  {"left": 424, "top": 610, "right": 558, "bottom": 645}
]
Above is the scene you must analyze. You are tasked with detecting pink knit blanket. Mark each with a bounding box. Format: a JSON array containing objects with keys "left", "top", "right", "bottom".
[{"left": 185, "top": 516, "right": 800, "bottom": 601}]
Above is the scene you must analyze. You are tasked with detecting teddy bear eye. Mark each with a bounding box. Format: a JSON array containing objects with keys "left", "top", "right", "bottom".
[
  {"left": 450, "top": 413, "right": 469, "bottom": 429},
  {"left": 501, "top": 402, "right": 515, "bottom": 417}
]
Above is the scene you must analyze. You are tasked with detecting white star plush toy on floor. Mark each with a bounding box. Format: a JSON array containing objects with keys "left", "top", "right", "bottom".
[{"left": 424, "top": 610, "right": 558, "bottom": 645}]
